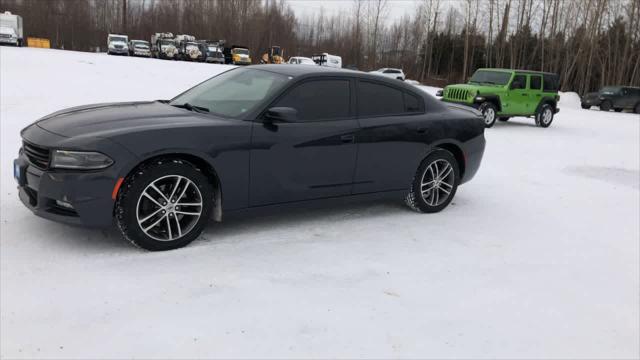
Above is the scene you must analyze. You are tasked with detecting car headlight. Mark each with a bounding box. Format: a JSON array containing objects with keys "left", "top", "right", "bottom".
[
  {"left": 475, "top": 96, "right": 485, "bottom": 101},
  {"left": 51, "top": 150, "right": 114, "bottom": 169}
]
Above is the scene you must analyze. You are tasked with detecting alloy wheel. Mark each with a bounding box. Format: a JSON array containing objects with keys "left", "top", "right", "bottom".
[
  {"left": 420, "top": 159, "right": 455, "bottom": 207},
  {"left": 483, "top": 108, "right": 495, "bottom": 125},
  {"left": 542, "top": 108, "right": 553, "bottom": 125},
  {"left": 136, "top": 175, "right": 203, "bottom": 242}
]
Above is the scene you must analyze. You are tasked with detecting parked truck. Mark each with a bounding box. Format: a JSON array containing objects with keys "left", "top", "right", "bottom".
[
  {"left": 0, "top": 11, "right": 23, "bottom": 47},
  {"left": 202, "top": 40, "right": 225, "bottom": 64},
  {"left": 224, "top": 45, "right": 251, "bottom": 65},
  {"left": 151, "top": 32, "right": 179, "bottom": 60},
  {"left": 107, "top": 33, "right": 129, "bottom": 55}
]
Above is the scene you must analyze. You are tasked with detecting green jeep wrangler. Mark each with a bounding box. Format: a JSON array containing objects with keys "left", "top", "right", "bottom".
[{"left": 437, "top": 69, "right": 560, "bottom": 128}]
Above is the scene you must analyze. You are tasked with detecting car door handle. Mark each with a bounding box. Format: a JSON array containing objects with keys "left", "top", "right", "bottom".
[{"left": 340, "top": 134, "right": 355, "bottom": 143}]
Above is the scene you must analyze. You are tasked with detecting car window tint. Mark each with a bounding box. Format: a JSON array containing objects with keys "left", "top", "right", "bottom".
[
  {"left": 404, "top": 92, "right": 422, "bottom": 112},
  {"left": 543, "top": 75, "right": 559, "bottom": 91},
  {"left": 358, "top": 81, "right": 404, "bottom": 117},
  {"left": 274, "top": 79, "right": 350, "bottom": 121},
  {"left": 530, "top": 75, "right": 542, "bottom": 90},
  {"left": 511, "top": 75, "right": 526, "bottom": 89}
]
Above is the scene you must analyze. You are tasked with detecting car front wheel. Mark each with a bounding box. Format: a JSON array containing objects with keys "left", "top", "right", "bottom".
[
  {"left": 478, "top": 102, "right": 498, "bottom": 128},
  {"left": 405, "top": 149, "right": 459, "bottom": 213},
  {"left": 115, "top": 159, "right": 213, "bottom": 251},
  {"left": 535, "top": 103, "right": 554, "bottom": 128},
  {"left": 600, "top": 100, "right": 612, "bottom": 111}
]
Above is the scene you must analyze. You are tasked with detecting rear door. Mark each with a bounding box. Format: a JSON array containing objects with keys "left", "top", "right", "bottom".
[
  {"left": 249, "top": 78, "right": 359, "bottom": 206},
  {"left": 529, "top": 74, "right": 543, "bottom": 111},
  {"left": 352, "top": 79, "right": 427, "bottom": 194}
]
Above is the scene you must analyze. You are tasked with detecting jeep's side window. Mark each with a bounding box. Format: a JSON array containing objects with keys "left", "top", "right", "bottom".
[
  {"left": 543, "top": 75, "right": 558, "bottom": 92},
  {"left": 511, "top": 75, "right": 526, "bottom": 89},
  {"left": 530, "top": 75, "right": 542, "bottom": 90}
]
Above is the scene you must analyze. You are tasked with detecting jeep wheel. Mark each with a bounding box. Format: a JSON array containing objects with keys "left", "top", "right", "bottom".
[
  {"left": 581, "top": 103, "right": 590, "bottom": 109},
  {"left": 478, "top": 102, "right": 498, "bottom": 128},
  {"left": 614, "top": 108, "right": 623, "bottom": 112},
  {"left": 600, "top": 100, "right": 612, "bottom": 111},
  {"left": 535, "top": 103, "right": 554, "bottom": 128}
]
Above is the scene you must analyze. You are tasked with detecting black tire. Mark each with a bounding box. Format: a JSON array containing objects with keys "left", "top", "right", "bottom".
[
  {"left": 498, "top": 117, "right": 510, "bottom": 122},
  {"left": 405, "top": 149, "right": 459, "bottom": 213},
  {"left": 600, "top": 100, "right": 612, "bottom": 111},
  {"left": 115, "top": 158, "right": 214, "bottom": 251},
  {"left": 535, "top": 103, "right": 555, "bottom": 128},
  {"left": 581, "top": 103, "right": 590, "bottom": 109},
  {"left": 478, "top": 102, "right": 498, "bottom": 128},
  {"left": 635, "top": 103, "right": 640, "bottom": 114},
  {"left": 614, "top": 108, "right": 623, "bottom": 112}
]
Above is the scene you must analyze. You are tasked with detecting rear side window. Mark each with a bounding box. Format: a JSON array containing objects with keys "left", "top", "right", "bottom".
[
  {"left": 357, "top": 81, "right": 404, "bottom": 116},
  {"left": 530, "top": 75, "right": 542, "bottom": 90},
  {"left": 404, "top": 92, "right": 422, "bottom": 112},
  {"left": 274, "top": 79, "right": 350, "bottom": 121},
  {"left": 543, "top": 75, "right": 559, "bottom": 92}
]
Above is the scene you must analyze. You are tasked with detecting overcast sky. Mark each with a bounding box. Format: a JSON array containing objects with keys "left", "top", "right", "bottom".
[{"left": 286, "top": 0, "right": 420, "bottom": 22}]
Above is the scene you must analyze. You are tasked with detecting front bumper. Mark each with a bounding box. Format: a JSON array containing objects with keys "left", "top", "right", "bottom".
[
  {"left": 14, "top": 125, "right": 133, "bottom": 228},
  {"left": 441, "top": 98, "right": 480, "bottom": 109},
  {"left": 0, "top": 37, "right": 18, "bottom": 45},
  {"left": 109, "top": 48, "right": 128, "bottom": 54},
  {"left": 133, "top": 50, "right": 151, "bottom": 57},
  {"left": 233, "top": 60, "right": 251, "bottom": 65},
  {"left": 206, "top": 57, "right": 225, "bottom": 64}
]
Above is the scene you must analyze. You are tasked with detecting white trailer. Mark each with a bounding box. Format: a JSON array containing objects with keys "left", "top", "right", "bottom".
[{"left": 0, "top": 11, "right": 23, "bottom": 47}]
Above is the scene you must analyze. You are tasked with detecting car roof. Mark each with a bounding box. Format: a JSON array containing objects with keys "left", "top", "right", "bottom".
[{"left": 477, "top": 68, "right": 558, "bottom": 76}]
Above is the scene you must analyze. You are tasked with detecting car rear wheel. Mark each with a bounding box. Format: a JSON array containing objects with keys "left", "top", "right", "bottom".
[
  {"left": 600, "top": 100, "right": 612, "bottom": 111},
  {"left": 535, "top": 103, "right": 554, "bottom": 128},
  {"left": 405, "top": 149, "right": 459, "bottom": 213},
  {"left": 478, "top": 102, "right": 498, "bottom": 128},
  {"left": 115, "top": 159, "right": 213, "bottom": 251}
]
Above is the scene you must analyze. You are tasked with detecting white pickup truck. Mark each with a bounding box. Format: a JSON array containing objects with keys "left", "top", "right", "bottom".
[{"left": 0, "top": 11, "right": 23, "bottom": 47}]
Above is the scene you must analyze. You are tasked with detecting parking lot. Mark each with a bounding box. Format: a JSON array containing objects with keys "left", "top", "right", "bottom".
[{"left": 1, "top": 47, "right": 639, "bottom": 359}]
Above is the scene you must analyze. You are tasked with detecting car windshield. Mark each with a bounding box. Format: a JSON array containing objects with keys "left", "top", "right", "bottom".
[
  {"left": 160, "top": 40, "right": 173, "bottom": 46},
  {"left": 469, "top": 70, "right": 512, "bottom": 85},
  {"left": 134, "top": 42, "right": 149, "bottom": 48},
  {"left": 186, "top": 43, "right": 198, "bottom": 50},
  {"left": 600, "top": 86, "right": 621, "bottom": 94},
  {"left": 109, "top": 36, "right": 126, "bottom": 43},
  {"left": 233, "top": 48, "right": 249, "bottom": 55},
  {"left": 169, "top": 68, "right": 290, "bottom": 118}
]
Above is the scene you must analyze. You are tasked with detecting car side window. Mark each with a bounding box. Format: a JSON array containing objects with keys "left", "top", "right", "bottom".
[
  {"left": 404, "top": 92, "right": 422, "bottom": 112},
  {"left": 543, "top": 75, "right": 558, "bottom": 92},
  {"left": 530, "top": 75, "right": 542, "bottom": 90},
  {"left": 357, "top": 81, "right": 405, "bottom": 117},
  {"left": 511, "top": 75, "right": 526, "bottom": 89},
  {"left": 273, "top": 79, "right": 351, "bottom": 121}
]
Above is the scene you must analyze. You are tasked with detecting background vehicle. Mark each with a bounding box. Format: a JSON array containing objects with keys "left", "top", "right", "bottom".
[
  {"left": 260, "top": 46, "right": 284, "bottom": 64},
  {"left": 13, "top": 65, "right": 485, "bottom": 251},
  {"left": 151, "top": 32, "right": 178, "bottom": 60},
  {"left": 369, "top": 68, "right": 405, "bottom": 81},
  {"left": 224, "top": 45, "right": 251, "bottom": 65},
  {"left": 311, "top": 53, "right": 342, "bottom": 68},
  {"left": 128, "top": 40, "right": 151, "bottom": 57},
  {"left": 179, "top": 41, "right": 202, "bottom": 61},
  {"left": 437, "top": 68, "right": 560, "bottom": 128},
  {"left": 201, "top": 40, "right": 225, "bottom": 64},
  {"left": 287, "top": 56, "right": 315, "bottom": 65},
  {"left": 581, "top": 86, "right": 640, "bottom": 113},
  {"left": 0, "top": 11, "right": 23, "bottom": 46},
  {"left": 107, "top": 34, "right": 129, "bottom": 55}
]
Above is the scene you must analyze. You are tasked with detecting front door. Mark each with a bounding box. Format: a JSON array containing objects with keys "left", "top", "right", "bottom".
[
  {"left": 505, "top": 74, "right": 529, "bottom": 115},
  {"left": 249, "top": 78, "right": 359, "bottom": 206}
]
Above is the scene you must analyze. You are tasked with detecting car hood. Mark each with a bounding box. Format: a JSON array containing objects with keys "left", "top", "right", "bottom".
[
  {"left": 446, "top": 83, "right": 504, "bottom": 92},
  {"left": 35, "top": 101, "right": 222, "bottom": 138}
]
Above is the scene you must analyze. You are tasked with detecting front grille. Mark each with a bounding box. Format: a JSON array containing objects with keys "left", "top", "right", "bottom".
[
  {"left": 23, "top": 141, "right": 50, "bottom": 169},
  {"left": 0, "top": 34, "right": 10, "bottom": 38},
  {"left": 115, "top": 44, "right": 124, "bottom": 49},
  {"left": 447, "top": 88, "right": 470, "bottom": 101}
]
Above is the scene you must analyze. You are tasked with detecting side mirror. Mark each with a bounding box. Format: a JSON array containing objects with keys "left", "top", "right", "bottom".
[
  {"left": 265, "top": 107, "right": 298, "bottom": 122},
  {"left": 510, "top": 81, "right": 522, "bottom": 90}
]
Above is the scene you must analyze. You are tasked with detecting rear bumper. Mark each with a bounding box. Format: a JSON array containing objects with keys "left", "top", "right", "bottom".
[{"left": 460, "top": 134, "right": 485, "bottom": 185}]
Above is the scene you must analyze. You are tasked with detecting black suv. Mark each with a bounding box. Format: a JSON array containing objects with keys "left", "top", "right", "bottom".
[{"left": 581, "top": 86, "right": 640, "bottom": 113}]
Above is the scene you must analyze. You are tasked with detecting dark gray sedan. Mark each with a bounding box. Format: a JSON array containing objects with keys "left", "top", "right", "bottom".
[{"left": 14, "top": 65, "right": 486, "bottom": 250}]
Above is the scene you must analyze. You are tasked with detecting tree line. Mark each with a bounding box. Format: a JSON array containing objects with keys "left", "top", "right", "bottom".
[{"left": 1, "top": 0, "right": 638, "bottom": 93}]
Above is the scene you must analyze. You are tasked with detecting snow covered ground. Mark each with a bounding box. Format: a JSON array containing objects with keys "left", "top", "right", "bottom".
[{"left": 1, "top": 47, "right": 639, "bottom": 359}]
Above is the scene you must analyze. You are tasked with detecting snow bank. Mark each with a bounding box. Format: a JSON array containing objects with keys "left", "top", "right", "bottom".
[
  {"left": 559, "top": 91, "right": 583, "bottom": 109},
  {"left": 1, "top": 47, "right": 639, "bottom": 359}
]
